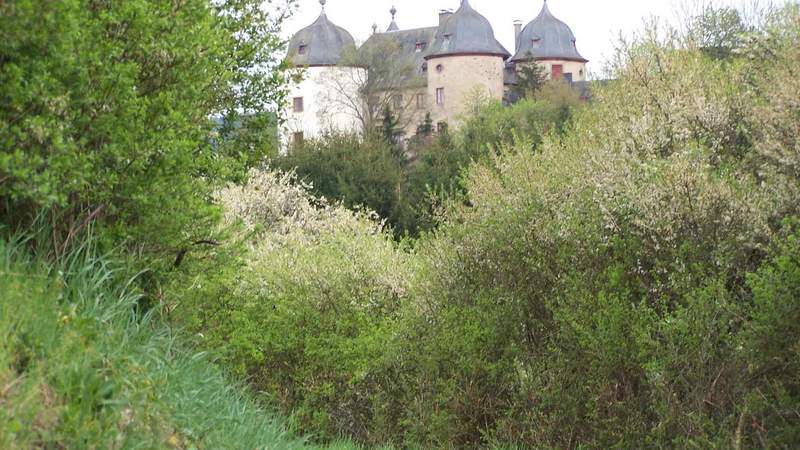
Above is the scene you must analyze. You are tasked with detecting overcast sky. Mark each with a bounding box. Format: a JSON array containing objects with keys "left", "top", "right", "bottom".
[{"left": 283, "top": 0, "right": 788, "bottom": 77}]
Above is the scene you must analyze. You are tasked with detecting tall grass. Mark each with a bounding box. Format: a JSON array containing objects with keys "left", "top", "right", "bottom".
[{"left": 0, "top": 230, "right": 334, "bottom": 449}]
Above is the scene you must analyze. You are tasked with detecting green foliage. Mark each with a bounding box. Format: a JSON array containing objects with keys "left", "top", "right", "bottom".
[
  {"left": 98, "top": 3, "right": 800, "bottom": 449},
  {"left": 175, "top": 170, "right": 414, "bottom": 444},
  {"left": 686, "top": 5, "right": 749, "bottom": 59},
  {"left": 0, "top": 233, "right": 325, "bottom": 450},
  {"left": 415, "top": 113, "right": 434, "bottom": 137},
  {"left": 0, "top": 0, "right": 292, "bottom": 269},
  {"left": 460, "top": 96, "right": 573, "bottom": 156},
  {"left": 742, "top": 221, "right": 800, "bottom": 448},
  {"left": 510, "top": 62, "right": 548, "bottom": 101},
  {"left": 275, "top": 132, "right": 404, "bottom": 225}
]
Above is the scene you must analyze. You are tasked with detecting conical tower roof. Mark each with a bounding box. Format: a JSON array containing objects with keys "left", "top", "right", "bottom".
[
  {"left": 426, "top": 0, "right": 510, "bottom": 60},
  {"left": 287, "top": 1, "right": 356, "bottom": 67},
  {"left": 511, "top": 1, "right": 587, "bottom": 63}
]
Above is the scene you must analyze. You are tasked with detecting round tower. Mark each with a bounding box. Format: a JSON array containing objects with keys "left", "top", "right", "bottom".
[
  {"left": 283, "top": 0, "right": 362, "bottom": 147},
  {"left": 511, "top": 1, "right": 588, "bottom": 82},
  {"left": 424, "top": 0, "right": 510, "bottom": 129}
]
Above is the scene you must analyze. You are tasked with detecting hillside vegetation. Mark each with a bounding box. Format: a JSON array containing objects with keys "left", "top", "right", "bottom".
[
  {"left": 2, "top": 0, "right": 800, "bottom": 449},
  {"left": 181, "top": 4, "right": 800, "bottom": 448},
  {"left": 0, "top": 234, "right": 325, "bottom": 448}
]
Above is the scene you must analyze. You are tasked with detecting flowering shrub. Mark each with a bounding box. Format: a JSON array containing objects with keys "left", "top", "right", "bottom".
[
  {"left": 183, "top": 168, "right": 414, "bottom": 441},
  {"left": 174, "top": 5, "right": 800, "bottom": 447}
]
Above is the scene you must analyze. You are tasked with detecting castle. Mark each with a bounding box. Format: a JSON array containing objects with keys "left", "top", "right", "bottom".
[{"left": 282, "top": 0, "right": 588, "bottom": 146}]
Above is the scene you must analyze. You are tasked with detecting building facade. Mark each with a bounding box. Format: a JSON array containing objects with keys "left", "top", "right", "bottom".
[{"left": 283, "top": 0, "right": 588, "bottom": 144}]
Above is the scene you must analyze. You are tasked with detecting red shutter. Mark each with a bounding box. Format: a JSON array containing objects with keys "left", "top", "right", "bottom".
[{"left": 552, "top": 64, "right": 564, "bottom": 79}]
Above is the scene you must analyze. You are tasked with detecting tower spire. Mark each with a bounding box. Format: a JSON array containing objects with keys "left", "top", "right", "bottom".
[{"left": 387, "top": 5, "right": 399, "bottom": 32}]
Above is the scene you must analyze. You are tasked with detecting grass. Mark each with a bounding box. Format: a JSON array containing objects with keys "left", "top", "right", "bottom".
[{"left": 0, "top": 234, "right": 361, "bottom": 449}]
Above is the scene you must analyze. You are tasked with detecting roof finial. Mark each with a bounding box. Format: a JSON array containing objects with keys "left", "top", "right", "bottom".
[
  {"left": 386, "top": 5, "right": 399, "bottom": 32},
  {"left": 372, "top": 23, "right": 378, "bottom": 34},
  {"left": 320, "top": 0, "right": 326, "bottom": 12}
]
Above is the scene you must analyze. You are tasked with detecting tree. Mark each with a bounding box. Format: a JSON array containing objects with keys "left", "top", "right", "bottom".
[
  {"left": 0, "top": 0, "right": 294, "bottom": 265},
  {"left": 511, "top": 62, "right": 549, "bottom": 101},
  {"left": 416, "top": 113, "right": 434, "bottom": 138},
  {"left": 686, "top": 5, "right": 749, "bottom": 58},
  {"left": 319, "top": 34, "right": 419, "bottom": 134},
  {"left": 275, "top": 132, "right": 403, "bottom": 224}
]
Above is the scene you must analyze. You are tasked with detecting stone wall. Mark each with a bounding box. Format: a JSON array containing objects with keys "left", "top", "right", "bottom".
[{"left": 426, "top": 55, "right": 506, "bottom": 128}]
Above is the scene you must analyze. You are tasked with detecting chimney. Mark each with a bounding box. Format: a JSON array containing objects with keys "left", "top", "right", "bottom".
[
  {"left": 513, "top": 20, "right": 523, "bottom": 53},
  {"left": 439, "top": 9, "right": 453, "bottom": 26}
]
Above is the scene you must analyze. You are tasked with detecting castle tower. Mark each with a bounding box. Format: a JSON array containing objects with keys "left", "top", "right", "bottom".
[
  {"left": 283, "top": 0, "right": 362, "bottom": 147},
  {"left": 425, "top": 0, "right": 510, "bottom": 129},
  {"left": 511, "top": 1, "right": 588, "bottom": 82}
]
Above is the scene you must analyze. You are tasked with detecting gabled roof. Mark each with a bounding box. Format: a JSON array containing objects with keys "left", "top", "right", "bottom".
[
  {"left": 512, "top": 1, "right": 587, "bottom": 63},
  {"left": 286, "top": 2, "right": 356, "bottom": 67},
  {"left": 425, "top": 0, "right": 510, "bottom": 60}
]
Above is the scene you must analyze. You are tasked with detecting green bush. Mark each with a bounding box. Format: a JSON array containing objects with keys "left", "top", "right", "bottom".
[
  {"left": 0, "top": 0, "right": 290, "bottom": 269},
  {"left": 176, "top": 169, "right": 415, "bottom": 444},
  {"left": 169, "top": 5, "right": 800, "bottom": 448},
  {"left": 275, "top": 132, "right": 404, "bottom": 227},
  {"left": 742, "top": 221, "right": 800, "bottom": 448}
]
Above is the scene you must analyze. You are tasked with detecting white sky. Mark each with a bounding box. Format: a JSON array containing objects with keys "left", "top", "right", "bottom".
[{"left": 283, "top": 0, "right": 788, "bottom": 77}]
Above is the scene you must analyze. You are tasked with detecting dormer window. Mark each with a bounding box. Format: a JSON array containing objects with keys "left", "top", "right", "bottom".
[
  {"left": 415, "top": 42, "right": 426, "bottom": 52},
  {"left": 298, "top": 44, "right": 307, "bottom": 55},
  {"left": 532, "top": 37, "right": 542, "bottom": 48}
]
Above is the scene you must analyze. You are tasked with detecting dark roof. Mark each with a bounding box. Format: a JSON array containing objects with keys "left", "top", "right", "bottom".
[
  {"left": 425, "top": 0, "right": 510, "bottom": 60},
  {"left": 511, "top": 2, "right": 587, "bottom": 63},
  {"left": 362, "top": 26, "right": 439, "bottom": 89},
  {"left": 286, "top": 8, "right": 356, "bottom": 67}
]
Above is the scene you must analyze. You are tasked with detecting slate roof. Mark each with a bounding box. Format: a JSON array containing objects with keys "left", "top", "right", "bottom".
[
  {"left": 286, "top": 4, "right": 356, "bottom": 67},
  {"left": 425, "top": 0, "right": 510, "bottom": 60},
  {"left": 362, "top": 26, "right": 439, "bottom": 89},
  {"left": 511, "top": 1, "right": 587, "bottom": 63}
]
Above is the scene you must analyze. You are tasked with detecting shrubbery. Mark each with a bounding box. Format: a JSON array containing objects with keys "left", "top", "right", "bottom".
[
  {"left": 4, "top": 1, "right": 800, "bottom": 448},
  {"left": 0, "top": 0, "right": 290, "bottom": 271},
  {"left": 276, "top": 94, "right": 577, "bottom": 238},
  {"left": 176, "top": 4, "right": 800, "bottom": 448}
]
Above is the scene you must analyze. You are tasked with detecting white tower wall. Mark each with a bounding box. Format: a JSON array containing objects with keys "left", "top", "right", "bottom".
[{"left": 281, "top": 66, "right": 364, "bottom": 148}]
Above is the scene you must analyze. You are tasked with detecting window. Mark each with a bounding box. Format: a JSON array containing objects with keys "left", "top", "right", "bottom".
[
  {"left": 292, "top": 132, "right": 304, "bottom": 146},
  {"left": 393, "top": 94, "right": 403, "bottom": 110},
  {"left": 551, "top": 64, "right": 563, "bottom": 79},
  {"left": 435, "top": 88, "right": 445, "bottom": 106},
  {"left": 416, "top": 93, "right": 425, "bottom": 109},
  {"left": 421, "top": 62, "right": 428, "bottom": 73},
  {"left": 293, "top": 97, "right": 304, "bottom": 113},
  {"left": 532, "top": 37, "right": 542, "bottom": 48},
  {"left": 436, "top": 64, "right": 444, "bottom": 73},
  {"left": 298, "top": 44, "right": 307, "bottom": 55},
  {"left": 415, "top": 42, "right": 426, "bottom": 52}
]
